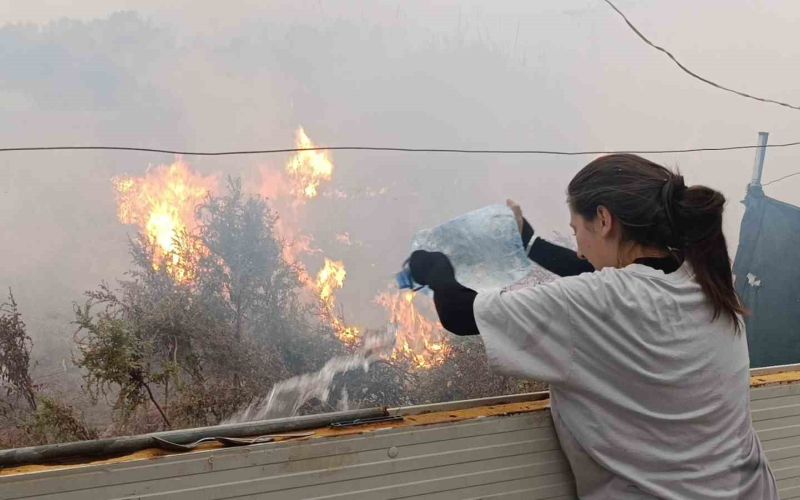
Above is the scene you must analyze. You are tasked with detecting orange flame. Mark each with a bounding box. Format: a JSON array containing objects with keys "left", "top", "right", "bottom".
[
  {"left": 259, "top": 127, "right": 329, "bottom": 276},
  {"left": 285, "top": 127, "right": 333, "bottom": 200},
  {"left": 262, "top": 130, "right": 362, "bottom": 345},
  {"left": 375, "top": 290, "right": 450, "bottom": 369},
  {"left": 314, "top": 259, "right": 361, "bottom": 345},
  {"left": 273, "top": 128, "right": 447, "bottom": 362},
  {"left": 111, "top": 130, "right": 448, "bottom": 370},
  {"left": 316, "top": 258, "right": 346, "bottom": 304},
  {"left": 112, "top": 159, "right": 216, "bottom": 281}
]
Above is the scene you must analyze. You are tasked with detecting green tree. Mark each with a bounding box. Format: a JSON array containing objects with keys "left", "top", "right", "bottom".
[
  {"left": 73, "top": 179, "right": 322, "bottom": 431},
  {"left": 73, "top": 270, "right": 194, "bottom": 428},
  {"left": 195, "top": 177, "right": 302, "bottom": 343}
]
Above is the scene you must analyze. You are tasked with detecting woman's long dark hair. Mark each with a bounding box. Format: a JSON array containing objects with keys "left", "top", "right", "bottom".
[{"left": 567, "top": 154, "right": 744, "bottom": 332}]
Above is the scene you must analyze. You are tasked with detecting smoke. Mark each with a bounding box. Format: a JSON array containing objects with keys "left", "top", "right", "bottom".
[{"left": 1, "top": 1, "right": 799, "bottom": 368}]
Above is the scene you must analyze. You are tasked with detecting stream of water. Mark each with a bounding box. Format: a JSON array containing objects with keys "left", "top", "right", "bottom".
[{"left": 226, "top": 328, "right": 396, "bottom": 423}]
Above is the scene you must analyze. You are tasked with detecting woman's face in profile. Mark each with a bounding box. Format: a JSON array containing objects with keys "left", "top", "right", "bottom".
[{"left": 569, "top": 206, "right": 618, "bottom": 270}]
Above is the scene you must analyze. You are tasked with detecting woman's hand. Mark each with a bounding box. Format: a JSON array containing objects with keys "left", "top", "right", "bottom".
[
  {"left": 507, "top": 199, "right": 536, "bottom": 249},
  {"left": 507, "top": 199, "right": 524, "bottom": 235}
]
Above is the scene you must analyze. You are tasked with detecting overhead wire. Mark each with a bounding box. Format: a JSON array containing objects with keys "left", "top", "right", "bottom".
[
  {"left": 763, "top": 171, "right": 800, "bottom": 187},
  {"left": 1, "top": 140, "right": 799, "bottom": 157},
  {"left": 602, "top": 0, "right": 800, "bottom": 111},
  {"left": 1, "top": 3, "right": 797, "bottom": 165}
]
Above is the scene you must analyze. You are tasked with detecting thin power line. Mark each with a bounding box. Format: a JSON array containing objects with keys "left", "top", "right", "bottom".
[
  {"left": 763, "top": 171, "right": 800, "bottom": 186},
  {"left": 1, "top": 140, "right": 800, "bottom": 157},
  {"left": 602, "top": 0, "right": 800, "bottom": 111}
]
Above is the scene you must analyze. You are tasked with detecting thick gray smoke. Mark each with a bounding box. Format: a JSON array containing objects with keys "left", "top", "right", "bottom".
[{"left": 1, "top": 1, "right": 799, "bottom": 375}]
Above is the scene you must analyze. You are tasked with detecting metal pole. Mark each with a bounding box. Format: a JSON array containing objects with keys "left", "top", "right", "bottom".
[{"left": 750, "top": 131, "right": 769, "bottom": 187}]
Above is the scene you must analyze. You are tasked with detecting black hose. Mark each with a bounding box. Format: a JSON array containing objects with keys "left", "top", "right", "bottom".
[{"left": 0, "top": 407, "right": 386, "bottom": 468}]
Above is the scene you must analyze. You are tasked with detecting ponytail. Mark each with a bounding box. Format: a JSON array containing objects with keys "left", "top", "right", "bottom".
[{"left": 672, "top": 183, "right": 744, "bottom": 331}]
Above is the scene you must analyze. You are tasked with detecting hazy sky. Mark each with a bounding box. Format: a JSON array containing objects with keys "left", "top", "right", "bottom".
[{"left": 2, "top": 0, "right": 798, "bottom": 351}]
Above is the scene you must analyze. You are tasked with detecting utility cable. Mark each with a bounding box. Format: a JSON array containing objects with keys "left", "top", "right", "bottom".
[
  {"left": 602, "top": 0, "right": 800, "bottom": 111},
  {"left": 763, "top": 171, "right": 800, "bottom": 186},
  {"left": 1, "top": 140, "right": 799, "bottom": 157}
]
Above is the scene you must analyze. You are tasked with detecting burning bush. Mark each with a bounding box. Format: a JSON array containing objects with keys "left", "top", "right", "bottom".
[
  {"left": 74, "top": 179, "right": 336, "bottom": 432},
  {"left": 3, "top": 139, "right": 553, "bottom": 444}
]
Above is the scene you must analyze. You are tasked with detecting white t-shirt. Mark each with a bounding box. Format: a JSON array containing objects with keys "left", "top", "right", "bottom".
[{"left": 473, "top": 262, "right": 779, "bottom": 499}]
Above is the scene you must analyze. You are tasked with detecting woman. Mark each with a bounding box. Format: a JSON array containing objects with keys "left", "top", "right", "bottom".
[{"left": 409, "top": 154, "right": 779, "bottom": 499}]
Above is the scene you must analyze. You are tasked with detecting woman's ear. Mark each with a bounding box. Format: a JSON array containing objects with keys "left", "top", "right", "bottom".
[{"left": 596, "top": 205, "right": 614, "bottom": 237}]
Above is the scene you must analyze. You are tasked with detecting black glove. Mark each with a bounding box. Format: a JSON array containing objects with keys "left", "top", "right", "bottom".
[
  {"left": 521, "top": 217, "right": 534, "bottom": 248},
  {"left": 408, "top": 250, "right": 457, "bottom": 289}
]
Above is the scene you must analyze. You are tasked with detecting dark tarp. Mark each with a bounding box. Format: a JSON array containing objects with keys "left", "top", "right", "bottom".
[{"left": 733, "top": 186, "right": 800, "bottom": 368}]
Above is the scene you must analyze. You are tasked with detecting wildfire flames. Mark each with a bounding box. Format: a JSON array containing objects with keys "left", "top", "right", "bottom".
[
  {"left": 314, "top": 258, "right": 361, "bottom": 345},
  {"left": 286, "top": 127, "right": 333, "bottom": 199},
  {"left": 274, "top": 130, "right": 362, "bottom": 345},
  {"left": 113, "top": 128, "right": 449, "bottom": 370},
  {"left": 112, "top": 159, "right": 216, "bottom": 281},
  {"left": 279, "top": 128, "right": 452, "bottom": 367},
  {"left": 376, "top": 291, "right": 450, "bottom": 369}
]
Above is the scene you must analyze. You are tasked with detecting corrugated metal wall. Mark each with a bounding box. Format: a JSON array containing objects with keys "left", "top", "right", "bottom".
[
  {"left": 3, "top": 380, "right": 800, "bottom": 499},
  {"left": 755, "top": 381, "right": 800, "bottom": 499}
]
